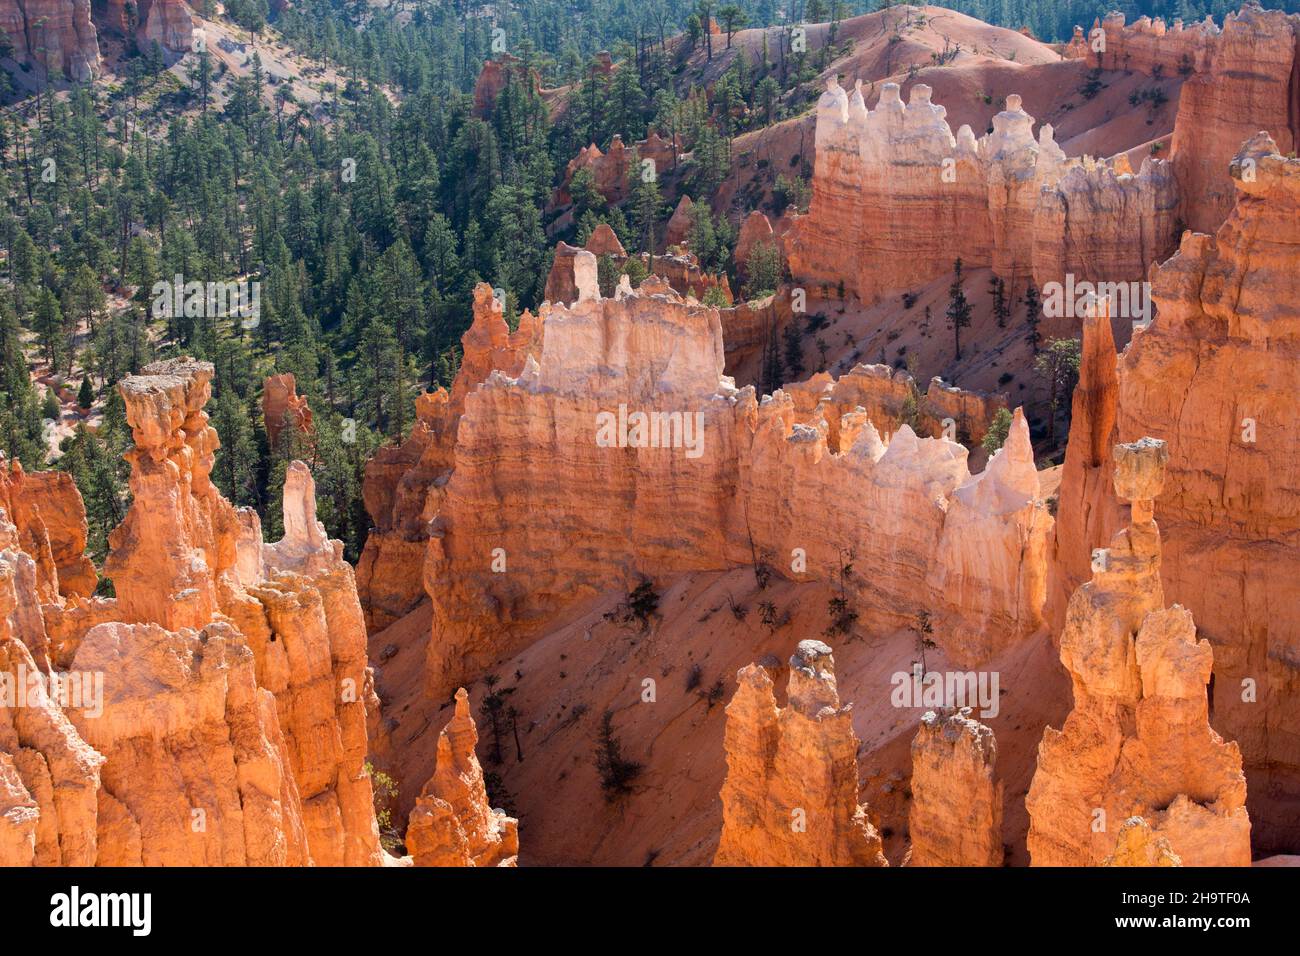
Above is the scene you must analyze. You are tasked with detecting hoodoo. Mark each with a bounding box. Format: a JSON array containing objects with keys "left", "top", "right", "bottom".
[
  {"left": 715, "top": 641, "right": 886, "bottom": 867},
  {"left": 1028, "top": 438, "right": 1251, "bottom": 866}
]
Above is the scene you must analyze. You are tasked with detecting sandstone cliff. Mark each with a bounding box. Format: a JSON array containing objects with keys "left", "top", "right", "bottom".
[
  {"left": 1050, "top": 132, "right": 1300, "bottom": 852},
  {"left": 0, "top": 0, "right": 99, "bottom": 81},
  {"left": 388, "top": 274, "right": 1048, "bottom": 699},
  {"left": 714, "top": 641, "right": 886, "bottom": 866},
  {"left": 405, "top": 687, "right": 518, "bottom": 866},
  {"left": 0, "top": 0, "right": 193, "bottom": 83},
  {"left": 2, "top": 358, "right": 385, "bottom": 865},
  {"left": 1067, "top": 8, "right": 1299, "bottom": 234},
  {"left": 784, "top": 81, "right": 1179, "bottom": 312},
  {"left": 0, "top": 457, "right": 97, "bottom": 599},
  {"left": 1028, "top": 438, "right": 1251, "bottom": 866},
  {"left": 907, "top": 708, "right": 1002, "bottom": 866}
]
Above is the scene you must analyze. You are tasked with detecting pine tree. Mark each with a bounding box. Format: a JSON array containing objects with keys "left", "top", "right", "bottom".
[
  {"left": 946, "top": 258, "right": 972, "bottom": 361},
  {"left": 1024, "top": 283, "right": 1042, "bottom": 353}
]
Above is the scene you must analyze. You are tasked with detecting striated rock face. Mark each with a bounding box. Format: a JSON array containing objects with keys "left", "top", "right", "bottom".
[
  {"left": 1027, "top": 438, "right": 1251, "bottom": 866},
  {"left": 1067, "top": 13, "right": 1220, "bottom": 74},
  {"left": 262, "top": 373, "right": 313, "bottom": 450},
  {"left": 133, "top": 0, "right": 193, "bottom": 53},
  {"left": 908, "top": 708, "right": 1002, "bottom": 866},
  {"left": 1047, "top": 302, "right": 1125, "bottom": 625},
  {"left": 0, "top": 0, "right": 194, "bottom": 83},
  {"left": 1, "top": 358, "right": 385, "bottom": 866},
  {"left": 0, "top": 0, "right": 100, "bottom": 81},
  {"left": 358, "top": 273, "right": 1049, "bottom": 696},
  {"left": 714, "top": 641, "right": 886, "bottom": 866},
  {"left": 1073, "top": 8, "right": 1299, "bottom": 234},
  {"left": 68, "top": 619, "right": 310, "bottom": 866},
  {"left": 105, "top": 358, "right": 227, "bottom": 632},
  {"left": 0, "top": 457, "right": 96, "bottom": 599},
  {"left": 0, "top": 543, "right": 103, "bottom": 866},
  {"left": 784, "top": 81, "right": 1178, "bottom": 307},
  {"left": 357, "top": 287, "right": 544, "bottom": 632},
  {"left": 405, "top": 688, "right": 518, "bottom": 866},
  {"left": 1051, "top": 133, "right": 1300, "bottom": 851}
]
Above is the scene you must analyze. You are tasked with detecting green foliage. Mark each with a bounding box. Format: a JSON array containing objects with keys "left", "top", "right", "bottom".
[
  {"left": 1035, "top": 337, "right": 1083, "bottom": 448},
  {"left": 946, "top": 258, "right": 973, "bottom": 361},
  {"left": 981, "top": 407, "right": 1014, "bottom": 456},
  {"left": 595, "top": 710, "right": 642, "bottom": 801},
  {"left": 742, "top": 240, "right": 782, "bottom": 300},
  {"left": 364, "top": 761, "right": 401, "bottom": 855}
]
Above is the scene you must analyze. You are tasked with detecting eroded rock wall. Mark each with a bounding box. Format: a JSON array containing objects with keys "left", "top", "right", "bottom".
[
  {"left": 1050, "top": 133, "right": 1300, "bottom": 852},
  {"left": 1, "top": 359, "right": 387, "bottom": 866},
  {"left": 783, "top": 81, "right": 1178, "bottom": 309},
  {"left": 1028, "top": 438, "right": 1251, "bottom": 866}
]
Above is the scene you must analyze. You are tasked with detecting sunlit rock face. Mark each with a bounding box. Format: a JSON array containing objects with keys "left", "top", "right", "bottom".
[
  {"left": 377, "top": 275, "right": 1048, "bottom": 701},
  {"left": 714, "top": 641, "right": 886, "bottom": 867},
  {"left": 405, "top": 688, "right": 518, "bottom": 867},
  {"left": 783, "top": 81, "right": 1178, "bottom": 311},
  {"left": 907, "top": 708, "right": 1003, "bottom": 867},
  {"left": 1028, "top": 439, "right": 1251, "bottom": 867},
  {"left": 1050, "top": 134, "right": 1300, "bottom": 852},
  {"left": 1, "top": 359, "right": 384, "bottom": 866}
]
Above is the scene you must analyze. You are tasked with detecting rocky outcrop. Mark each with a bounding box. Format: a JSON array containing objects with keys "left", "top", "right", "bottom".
[
  {"left": 471, "top": 53, "right": 541, "bottom": 117},
  {"left": 1047, "top": 302, "right": 1125, "bottom": 624},
  {"left": 784, "top": 81, "right": 1179, "bottom": 307},
  {"left": 780, "top": 365, "right": 1008, "bottom": 450},
  {"left": 1065, "top": 13, "right": 1220, "bottom": 74},
  {"left": 357, "top": 287, "right": 544, "bottom": 632},
  {"left": 543, "top": 232, "right": 732, "bottom": 307},
  {"left": 0, "top": 457, "right": 96, "bottom": 598},
  {"left": 134, "top": 0, "right": 193, "bottom": 53},
  {"left": 356, "top": 270, "right": 1049, "bottom": 695},
  {"left": 1050, "top": 133, "right": 1300, "bottom": 852},
  {"left": 907, "top": 708, "right": 1002, "bottom": 866},
  {"left": 0, "top": 0, "right": 100, "bottom": 81},
  {"left": 0, "top": 0, "right": 194, "bottom": 83},
  {"left": 1103, "top": 816, "right": 1182, "bottom": 866},
  {"left": 1027, "top": 438, "right": 1251, "bottom": 866},
  {"left": 1046, "top": 9, "right": 1298, "bottom": 235},
  {"left": 68, "top": 619, "right": 310, "bottom": 866},
  {"left": 1, "top": 358, "right": 385, "bottom": 866},
  {"left": 405, "top": 688, "right": 518, "bottom": 866},
  {"left": 714, "top": 641, "right": 886, "bottom": 866},
  {"left": 0, "top": 538, "right": 102, "bottom": 866},
  {"left": 664, "top": 195, "right": 695, "bottom": 248},
  {"left": 262, "top": 373, "right": 312, "bottom": 450},
  {"left": 554, "top": 130, "right": 679, "bottom": 207},
  {"left": 1168, "top": 7, "right": 1299, "bottom": 232},
  {"left": 733, "top": 210, "right": 779, "bottom": 285}
]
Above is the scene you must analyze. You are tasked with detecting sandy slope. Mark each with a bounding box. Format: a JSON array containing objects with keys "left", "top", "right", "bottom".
[{"left": 369, "top": 565, "right": 1069, "bottom": 866}]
